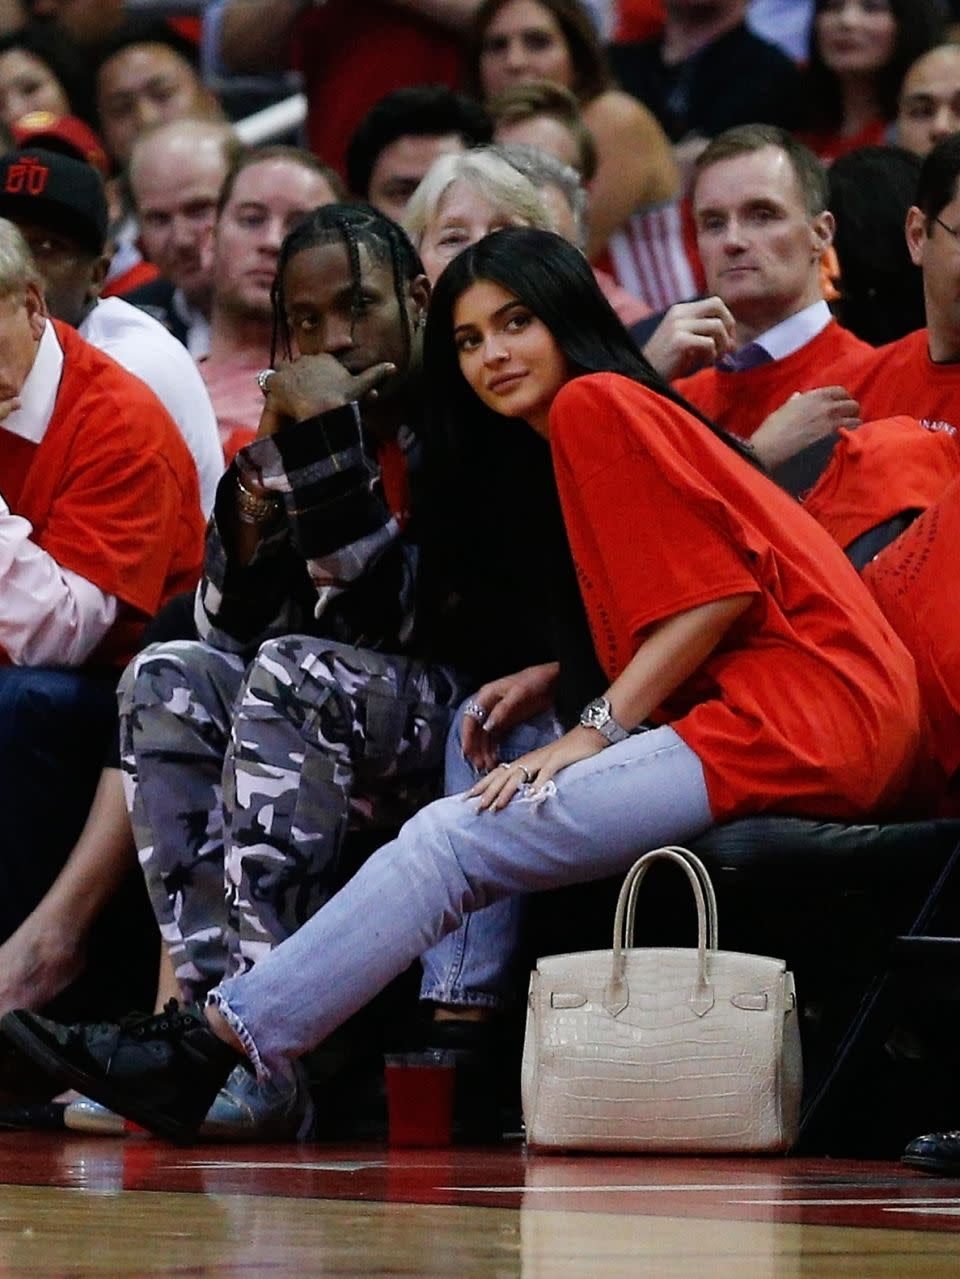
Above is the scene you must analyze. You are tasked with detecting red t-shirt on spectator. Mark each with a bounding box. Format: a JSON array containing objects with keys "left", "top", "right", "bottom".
[
  {"left": 295, "top": 4, "right": 463, "bottom": 176},
  {"left": 613, "top": 0, "right": 665, "bottom": 43},
  {"left": 798, "top": 118, "right": 888, "bottom": 166},
  {"left": 863, "top": 477, "right": 960, "bottom": 813},
  {"left": 675, "top": 320, "right": 874, "bottom": 438},
  {"left": 0, "top": 321, "right": 204, "bottom": 667},
  {"left": 550, "top": 373, "right": 920, "bottom": 822},
  {"left": 801, "top": 416, "right": 960, "bottom": 550},
  {"left": 849, "top": 328, "right": 960, "bottom": 434}
]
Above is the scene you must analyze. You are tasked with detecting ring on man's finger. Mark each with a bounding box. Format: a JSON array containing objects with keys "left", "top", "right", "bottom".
[
  {"left": 497, "top": 762, "right": 512, "bottom": 770},
  {"left": 516, "top": 765, "right": 533, "bottom": 784},
  {"left": 464, "top": 700, "right": 487, "bottom": 723}
]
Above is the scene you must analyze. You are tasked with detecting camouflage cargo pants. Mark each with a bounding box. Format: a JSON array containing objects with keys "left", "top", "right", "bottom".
[{"left": 118, "top": 636, "right": 467, "bottom": 1003}]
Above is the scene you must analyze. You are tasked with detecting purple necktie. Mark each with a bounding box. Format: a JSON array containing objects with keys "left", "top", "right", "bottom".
[{"left": 718, "top": 342, "right": 773, "bottom": 372}]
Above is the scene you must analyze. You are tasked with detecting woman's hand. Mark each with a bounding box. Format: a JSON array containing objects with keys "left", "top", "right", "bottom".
[
  {"left": 461, "top": 662, "right": 559, "bottom": 773},
  {"left": 466, "top": 724, "right": 606, "bottom": 812}
]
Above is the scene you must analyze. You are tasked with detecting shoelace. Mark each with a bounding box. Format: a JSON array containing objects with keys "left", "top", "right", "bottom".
[{"left": 113, "top": 999, "right": 198, "bottom": 1040}]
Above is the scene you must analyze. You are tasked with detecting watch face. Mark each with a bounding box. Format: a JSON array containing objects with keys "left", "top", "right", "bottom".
[{"left": 582, "top": 699, "right": 608, "bottom": 728}]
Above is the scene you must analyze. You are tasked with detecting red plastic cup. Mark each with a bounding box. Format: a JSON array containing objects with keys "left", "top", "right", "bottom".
[{"left": 384, "top": 1051, "right": 456, "bottom": 1147}]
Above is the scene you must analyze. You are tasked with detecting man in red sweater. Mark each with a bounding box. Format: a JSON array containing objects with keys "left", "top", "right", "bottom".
[
  {"left": 0, "top": 219, "right": 203, "bottom": 669},
  {"left": 0, "top": 202, "right": 204, "bottom": 959},
  {"left": 672, "top": 125, "right": 958, "bottom": 555},
  {"left": 674, "top": 124, "right": 874, "bottom": 471}
]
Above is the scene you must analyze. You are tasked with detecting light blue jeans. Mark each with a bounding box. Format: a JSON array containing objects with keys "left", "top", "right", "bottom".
[
  {"left": 210, "top": 722, "right": 713, "bottom": 1082},
  {"left": 418, "top": 703, "right": 563, "bottom": 1009}
]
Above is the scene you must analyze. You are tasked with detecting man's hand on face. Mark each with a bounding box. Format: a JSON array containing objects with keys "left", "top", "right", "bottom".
[{"left": 263, "top": 354, "right": 397, "bottom": 424}]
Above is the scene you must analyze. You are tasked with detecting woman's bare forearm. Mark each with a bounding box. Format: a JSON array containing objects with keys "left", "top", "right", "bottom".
[{"left": 604, "top": 593, "right": 754, "bottom": 730}]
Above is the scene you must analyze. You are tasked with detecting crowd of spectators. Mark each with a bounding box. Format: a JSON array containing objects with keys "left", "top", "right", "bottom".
[{"left": 0, "top": 0, "right": 957, "bottom": 1165}]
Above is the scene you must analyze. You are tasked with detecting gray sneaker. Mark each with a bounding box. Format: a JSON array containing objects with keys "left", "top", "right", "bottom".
[
  {"left": 198, "top": 1063, "right": 314, "bottom": 1142},
  {"left": 63, "top": 1096, "right": 129, "bottom": 1135}
]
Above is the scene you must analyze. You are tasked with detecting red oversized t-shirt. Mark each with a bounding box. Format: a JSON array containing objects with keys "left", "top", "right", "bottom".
[
  {"left": 863, "top": 478, "right": 960, "bottom": 812},
  {"left": 801, "top": 416, "right": 960, "bottom": 549},
  {"left": 848, "top": 328, "right": 960, "bottom": 435},
  {"left": 550, "top": 373, "right": 921, "bottom": 821},
  {"left": 0, "top": 321, "right": 205, "bottom": 667},
  {"left": 675, "top": 321, "right": 874, "bottom": 439}
]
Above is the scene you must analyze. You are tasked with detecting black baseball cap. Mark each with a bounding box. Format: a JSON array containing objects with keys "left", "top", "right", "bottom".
[{"left": 0, "top": 148, "right": 108, "bottom": 255}]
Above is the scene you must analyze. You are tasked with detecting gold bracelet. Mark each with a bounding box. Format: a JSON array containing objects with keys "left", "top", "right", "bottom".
[{"left": 235, "top": 473, "right": 282, "bottom": 524}]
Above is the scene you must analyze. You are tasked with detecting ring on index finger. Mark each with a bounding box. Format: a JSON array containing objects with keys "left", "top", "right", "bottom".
[{"left": 464, "top": 700, "right": 487, "bottom": 724}]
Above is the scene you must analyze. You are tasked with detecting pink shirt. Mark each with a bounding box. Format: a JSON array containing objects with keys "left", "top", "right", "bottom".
[{"left": 198, "top": 353, "right": 264, "bottom": 458}]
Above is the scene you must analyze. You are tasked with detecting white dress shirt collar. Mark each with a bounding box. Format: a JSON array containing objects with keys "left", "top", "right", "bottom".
[
  {"left": 2, "top": 320, "right": 64, "bottom": 445},
  {"left": 752, "top": 299, "right": 832, "bottom": 362}
]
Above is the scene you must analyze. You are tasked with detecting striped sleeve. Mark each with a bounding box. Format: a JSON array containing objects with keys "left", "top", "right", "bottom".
[{"left": 197, "top": 404, "right": 416, "bottom": 655}]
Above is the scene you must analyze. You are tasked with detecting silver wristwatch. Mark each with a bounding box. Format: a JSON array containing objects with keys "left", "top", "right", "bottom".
[{"left": 579, "top": 696, "right": 630, "bottom": 744}]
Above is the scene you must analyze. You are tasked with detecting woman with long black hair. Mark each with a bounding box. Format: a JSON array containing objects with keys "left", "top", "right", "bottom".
[
  {"left": 798, "top": 0, "right": 944, "bottom": 163},
  {"left": 0, "top": 228, "right": 924, "bottom": 1141}
]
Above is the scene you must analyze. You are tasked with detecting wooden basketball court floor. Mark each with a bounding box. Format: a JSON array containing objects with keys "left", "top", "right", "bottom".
[{"left": 0, "top": 1135, "right": 958, "bottom": 1276}]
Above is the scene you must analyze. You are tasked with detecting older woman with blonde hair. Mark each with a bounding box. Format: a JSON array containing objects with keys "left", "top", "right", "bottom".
[
  {"left": 405, "top": 143, "right": 657, "bottom": 335},
  {"left": 403, "top": 146, "right": 554, "bottom": 284}
]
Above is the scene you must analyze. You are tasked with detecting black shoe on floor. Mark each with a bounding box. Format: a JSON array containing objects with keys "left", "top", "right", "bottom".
[
  {"left": 0, "top": 1101, "right": 67, "bottom": 1131},
  {"left": 902, "top": 1130, "right": 960, "bottom": 1176},
  {"left": 0, "top": 1000, "right": 242, "bottom": 1145},
  {"left": 424, "top": 1017, "right": 518, "bottom": 1144}
]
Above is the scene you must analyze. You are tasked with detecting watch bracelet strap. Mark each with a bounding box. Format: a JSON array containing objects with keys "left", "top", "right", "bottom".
[{"left": 600, "top": 717, "right": 630, "bottom": 744}]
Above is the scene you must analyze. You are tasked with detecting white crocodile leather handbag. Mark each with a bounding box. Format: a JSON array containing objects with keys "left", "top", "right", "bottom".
[{"left": 521, "top": 846, "right": 803, "bottom": 1153}]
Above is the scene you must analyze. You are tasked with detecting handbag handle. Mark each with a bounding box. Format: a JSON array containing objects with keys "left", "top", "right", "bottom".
[
  {"left": 604, "top": 846, "right": 718, "bottom": 1018},
  {"left": 623, "top": 846, "right": 718, "bottom": 951}
]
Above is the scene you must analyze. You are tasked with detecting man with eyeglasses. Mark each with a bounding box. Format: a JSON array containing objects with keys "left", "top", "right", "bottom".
[
  {"left": 847, "top": 134, "right": 960, "bottom": 437},
  {"left": 876, "top": 138, "right": 960, "bottom": 1183}
]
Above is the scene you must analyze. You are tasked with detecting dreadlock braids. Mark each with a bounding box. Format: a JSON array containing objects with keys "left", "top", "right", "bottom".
[{"left": 270, "top": 202, "right": 424, "bottom": 365}]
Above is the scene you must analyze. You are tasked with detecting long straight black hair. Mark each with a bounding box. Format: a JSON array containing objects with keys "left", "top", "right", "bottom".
[
  {"left": 423, "top": 224, "right": 756, "bottom": 462},
  {"left": 801, "top": 0, "right": 944, "bottom": 133},
  {"left": 420, "top": 227, "right": 756, "bottom": 722}
]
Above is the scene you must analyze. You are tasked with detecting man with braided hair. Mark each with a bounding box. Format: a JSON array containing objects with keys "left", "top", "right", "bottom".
[{"left": 115, "top": 203, "right": 492, "bottom": 1139}]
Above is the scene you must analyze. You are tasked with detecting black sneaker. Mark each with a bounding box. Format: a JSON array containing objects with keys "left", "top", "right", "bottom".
[
  {"left": 0, "top": 1001, "right": 242, "bottom": 1144},
  {"left": 902, "top": 1129, "right": 960, "bottom": 1176}
]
